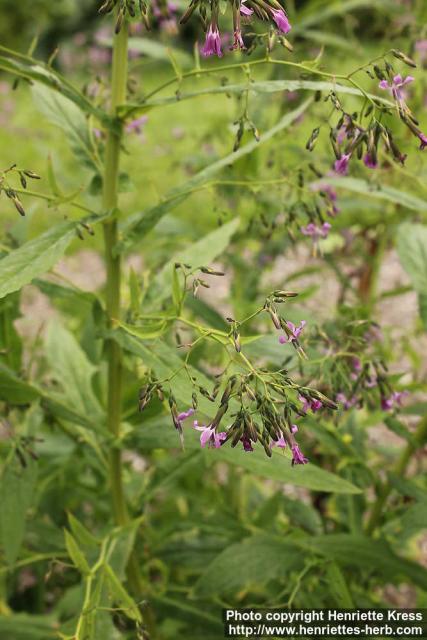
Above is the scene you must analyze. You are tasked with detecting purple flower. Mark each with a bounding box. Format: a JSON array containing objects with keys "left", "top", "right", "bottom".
[
  {"left": 232, "top": 30, "right": 245, "bottom": 50},
  {"left": 381, "top": 391, "right": 408, "bottom": 411},
  {"left": 312, "top": 183, "right": 340, "bottom": 216},
  {"left": 279, "top": 320, "right": 306, "bottom": 344},
  {"left": 272, "top": 433, "right": 287, "bottom": 449},
  {"left": 334, "top": 153, "right": 351, "bottom": 175},
  {"left": 336, "top": 392, "right": 358, "bottom": 410},
  {"left": 415, "top": 39, "right": 427, "bottom": 64},
  {"left": 201, "top": 24, "right": 223, "bottom": 57},
  {"left": 300, "top": 222, "right": 331, "bottom": 241},
  {"left": 126, "top": 115, "right": 148, "bottom": 136},
  {"left": 175, "top": 408, "right": 195, "bottom": 433},
  {"left": 241, "top": 435, "right": 254, "bottom": 452},
  {"left": 193, "top": 421, "right": 226, "bottom": 448},
  {"left": 291, "top": 444, "right": 308, "bottom": 466},
  {"left": 418, "top": 132, "right": 427, "bottom": 150},
  {"left": 271, "top": 8, "right": 291, "bottom": 33},
  {"left": 291, "top": 424, "right": 298, "bottom": 434},
  {"left": 363, "top": 153, "right": 377, "bottom": 169},
  {"left": 299, "top": 395, "right": 322, "bottom": 413},
  {"left": 177, "top": 407, "right": 195, "bottom": 422},
  {"left": 240, "top": 0, "right": 253, "bottom": 16},
  {"left": 379, "top": 74, "right": 414, "bottom": 102}
]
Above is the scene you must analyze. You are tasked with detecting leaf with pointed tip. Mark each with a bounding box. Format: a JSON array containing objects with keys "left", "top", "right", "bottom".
[
  {"left": 116, "top": 98, "right": 313, "bottom": 253},
  {"left": 0, "top": 222, "right": 76, "bottom": 300}
]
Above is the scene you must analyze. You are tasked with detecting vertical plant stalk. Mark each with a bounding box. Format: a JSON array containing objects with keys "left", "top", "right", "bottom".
[
  {"left": 102, "top": 20, "right": 144, "bottom": 597},
  {"left": 365, "top": 415, "right": 427, "bottom": 535},
  {"left": 103, "top": 21, "right": 128, "bottom": 528}
]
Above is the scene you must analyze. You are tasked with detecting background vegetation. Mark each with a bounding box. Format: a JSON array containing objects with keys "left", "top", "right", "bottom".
[{"left": 0, "top": 0, "right": 426, "bottom": 638}]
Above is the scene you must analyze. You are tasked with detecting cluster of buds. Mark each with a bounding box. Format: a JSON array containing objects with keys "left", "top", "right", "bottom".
[
  {"left": 182, "top": 0, "right": 292, "bottom": 57},
  {"left": 135, "top": 287, "right": 342, "bottom": 465},
  {"left": 324, "top": 52, "right": 425, "bottom": 175},
  {"left": 99, "top": 0, "right": 293, "bottom": 51},
  {"left": 0, "top": 164, "right": 41, "bottom": 218},
  {"left": 174, "top": 262, "right": 225, "bottom": 299},
  {"left": 99, "top": 0, "right": 150, "bottom": 32},
  {"left": 335, "top": 356, "right": 407, "bottom": 414},
  {"left": 309, "top": 318, "right": 408, "bottom": 414}
]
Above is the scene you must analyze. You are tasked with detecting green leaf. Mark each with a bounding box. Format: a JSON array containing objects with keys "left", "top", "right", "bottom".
[
  {"left": 0, "top": 222, "right": 76, "bottom": 300},
  {"left": 213, "top": 446, "right": 362, "bottom": 494},
  {"left": 396, "top": 223, "right": 427, "bottom": 294},
  {"left": 0, "top": 52, "right": 113, "bottom": 129},
  {"left": 296, "top": 0, "right": 397, "bottom": 30},
  {"left": 64, "top": 530, "right": 91, "bottom": 576},
  {"left": 150, "top": 218, "right": 240, "bottom": 304},
  {"left": 32, "top": 84, "right": 98, "bottom": 171},
  {"left": 104, "top": 564, "right": 142, "bottom": 622},
  {"left": 0, "top": 363, "right": 41, "bottom": 404},
  {"left": 122, "top": 79, "right": 393, "bottom": 113},
  {"left": 116, "top": 98, "right": 313, "bottom": 253},
  {"left": 419, "top": 294, "right": 427, "bottom": 331},
  {"left": 45, "top": 321, "right": 104, "bottom": 425},
  {"left": 101, "top": 36, "right": 192, "bottom": 67},
  {"left": 325, "top": 562, "right": 355, "bottom": 607},
  {"left": 193, "top": 534, "right": 304, "bottom": 597},
  {"left": 0, "top": 614, "right": 58, "bottom": 639},
  {"left": 68, "top": 513, "right": 100, "bottom": 549},
  {"left": 305, "top": 534, "right": 427, "bottom": 590},
  {"left": 0, "top": 458, "right": 37, "bottom": 564},
  {"left": 323, "top": 179, "right": 427, "bottom": 216}
]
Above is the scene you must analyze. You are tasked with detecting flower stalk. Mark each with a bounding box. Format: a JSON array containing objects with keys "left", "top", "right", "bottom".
[{"left": 102, "top": 15, "right": 145, "bottom": 599}]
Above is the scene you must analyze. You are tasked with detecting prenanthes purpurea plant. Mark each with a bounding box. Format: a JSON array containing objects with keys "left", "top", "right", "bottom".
[{"left": 0, "top": 1, "right": 426, "bottom": 637}]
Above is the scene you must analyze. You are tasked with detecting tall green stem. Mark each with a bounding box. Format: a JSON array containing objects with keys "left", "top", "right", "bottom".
[
  {"left": 102, "top": 23, "right": 157, "bottom": 637},
  {"left": 103, "top": 23, "right": 128, "bottom": 527},
  {"left": 365, "top": 415, "right": 427, "bottom": 535}
]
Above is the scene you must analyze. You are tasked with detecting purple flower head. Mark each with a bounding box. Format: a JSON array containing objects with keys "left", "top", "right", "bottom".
[
  {"left": 177, "top": 407, "right": 195, "bottom": 423},
  {"left": 272, "top": 433, "right": 287, "bottom": 449},
  {"left": 418, "top": 132, "right": 427, "bottom": 150},
  {"left": 379, "top": 74, "right": 414, "bottom": 102},
  {"left": 299, "top": 395, "right": 323, "bottom": 413},
  {"left": 336, "top": 392, "right": 358, "bottom": 410},
  {"left": 415, "top": 39, "right": 427, "bottom": 63},
  {"left": 334, "top": 153, "right": 351, "bottom": 175},
  {"left": 271, "top": 8, "right": 291, "bottom": 33},
  {"left": 232, "top": 30, "right": 245, "bottom": 50},
  {"left": 126, "top": 115, "right": 148, "bottom": 136},
  {"left": 241, "top": 435, "right": 254, "bottom": 452},
  {"left": 291, "top": 444, "right": 308, "bottom": 466},
  {"left": 201, "top": 24, "right": 223, "bottom": 58},
  {"left": 363, "top": 153, "right": 378, "bottom": 169},
  {"left": 193, "top": 421, "right": 226, "bottom": 448},
  {"left": 312, "top": 183, "right": 340, "bottom": 216},
  {"left": 291, "top": 424, "right": 298, "bottom": 434},
  {"left": 381, "top": 391, "right": 408, "bottom": 411},
  {"left": 279, "top": 320, "right": 306, "bottom": 344},
  {"left": 300, "top": 222, "right": 331, "bottom": 241},
  {"left": 240, "top": 0, "right": 253, "bottom": 16}
]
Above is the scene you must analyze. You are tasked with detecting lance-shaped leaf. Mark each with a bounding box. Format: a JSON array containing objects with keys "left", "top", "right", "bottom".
[
  {"left": 32, "top": 84, "right": 99, "bottom": 172},
  {"left": 104, "top": 564, "right": 142, "bottom": 622},
  {"left": 396, "top": 223, "right": 427, "bottom": 294},
  {"left": 320, "top": 177, "right": 427, "bottom": 214},
  {"left": 122, "top": 79, "right": 393, "bottom": 115},
  {"left": 0, "top": 458, "right": 38, "bottom": 564},
  {"left": 0, "top": 222, "right": 76, "bottom": 300},
  {"left": 45, "top": 321, "right": 104, "bottom": 423},
  {"left": 0, "top": 52, "right": 114, "bottom": 130},
  {"left": 116, "top": 98, "right": 313, "bottom": 254}
]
